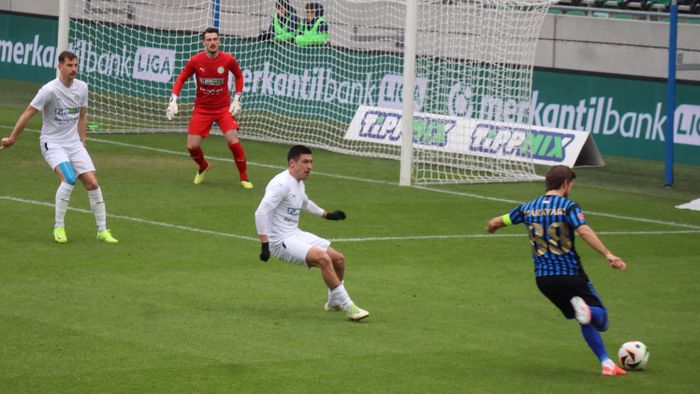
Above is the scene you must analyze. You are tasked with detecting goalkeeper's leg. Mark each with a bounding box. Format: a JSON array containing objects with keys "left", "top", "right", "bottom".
[
  {"left": 187, "top": 134, "right": 210, "bottom": 184},
  {"left": 223, "top": 129, "right": 251, "bottom": 188}
]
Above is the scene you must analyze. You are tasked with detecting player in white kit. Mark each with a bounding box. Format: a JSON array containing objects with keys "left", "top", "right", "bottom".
[
  {"left": 254, "top": 145, "right": 369, "bottom": 321},
  {"left": 1, "top": 51, "right": 118, "bottom": 244}
]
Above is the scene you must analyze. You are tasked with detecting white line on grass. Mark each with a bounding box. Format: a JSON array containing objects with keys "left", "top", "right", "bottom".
[
  {"left": 88, "top": 137, "right": 700, "bottom": 231},
  {"left": 411, "top": 186, "right": 700, "bottom": 230},
  {"left": 87, "top": 136, "right": 393, "bottom": 185},
  {"left": 0, "top": 195, "right": 258, "bottom": 242},
  {"left": 2, "top": 127, "right": 698, "bottom": 230},
  {"left": 2, "top": 195, "right": 699, "bottom": 243},
  {"left": 332, "top": 229, "right": 700, "bottom": 242}
]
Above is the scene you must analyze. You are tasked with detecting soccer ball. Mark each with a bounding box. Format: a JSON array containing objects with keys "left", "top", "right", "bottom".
[{"left": 618, "top": 341, "right": 649, "bottom": 370}]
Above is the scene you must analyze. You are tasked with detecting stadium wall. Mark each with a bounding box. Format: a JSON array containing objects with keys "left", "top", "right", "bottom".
[{"left": 1, "top": 3, "right": 699, "bottom": 165}]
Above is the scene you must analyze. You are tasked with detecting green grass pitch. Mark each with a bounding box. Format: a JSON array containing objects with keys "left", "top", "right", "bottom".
[{"left": 1, "top": 78, "right": 700, "bottom": 392}]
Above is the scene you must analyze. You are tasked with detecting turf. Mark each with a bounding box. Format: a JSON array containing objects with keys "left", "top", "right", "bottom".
[{"left": 1, "top": 78, "right": 699, "bottom": 393}]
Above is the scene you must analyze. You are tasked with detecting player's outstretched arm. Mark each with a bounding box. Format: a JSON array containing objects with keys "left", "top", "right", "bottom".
[
  {"left": 486, "top": 214, "right": 507, "bottom": 233},
  {"left": 577, "top": 224, "right": 627, "bottom": 271},
  {"left": 1, "top": 105, "right": 38, "bottom": 148},
  {"left": 166, "top": 61, "right": 195, "bottom": 120}
]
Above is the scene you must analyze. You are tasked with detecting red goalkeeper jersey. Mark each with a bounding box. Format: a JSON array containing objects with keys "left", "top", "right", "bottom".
[{"left": 171, "top": 51, "right": 243, "bottom": 110}]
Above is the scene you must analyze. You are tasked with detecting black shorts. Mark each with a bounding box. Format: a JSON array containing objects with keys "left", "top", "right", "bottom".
[{"left": 536, "top": 275, "right": 605, "bottom": 319}]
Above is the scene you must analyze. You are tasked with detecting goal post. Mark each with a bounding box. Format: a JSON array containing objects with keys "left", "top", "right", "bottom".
[
  {"left": 61, "top": 0, "right": 552, "bottom": 185},
  {"left": 399, "top": 0, "right": 417, "bottom": 187}
]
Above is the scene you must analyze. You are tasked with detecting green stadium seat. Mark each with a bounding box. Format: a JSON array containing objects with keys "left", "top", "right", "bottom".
[
  {"left": 646, "top": 0, "right": 670, "bottom": 10},
  {"left": 612, "top": 12, "right": 637, "bottom": 19}
]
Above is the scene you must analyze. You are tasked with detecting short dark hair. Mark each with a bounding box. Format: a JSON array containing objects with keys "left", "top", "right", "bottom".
[
  {"left": 288, "top": 145, "right": 312, "bottom": 162},
  {"left": 545, "top": 165, "right": 576, "bottom": 191},
  {"left": 58, "top": 50, "right": 78, "bottom": 64},
  {"left": 305, "top": 2, "right": 324, "bottom": 17},
  {"left": 201, "top": 27, "right": 219, "bottom": 40}
]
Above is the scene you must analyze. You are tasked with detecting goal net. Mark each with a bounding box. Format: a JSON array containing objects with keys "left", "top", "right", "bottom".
[{"left": 66, "top": 0, "right": 551, "bottom": 184}]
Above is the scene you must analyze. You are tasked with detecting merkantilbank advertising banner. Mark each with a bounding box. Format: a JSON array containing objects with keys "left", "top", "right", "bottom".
[{"left": 1, "top": 12, "right": 699, "bottom": 165}]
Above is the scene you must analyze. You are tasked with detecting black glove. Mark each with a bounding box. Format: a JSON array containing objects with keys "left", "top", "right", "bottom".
[
  {"left": 325, "top": 210, "right": 346, "bottom": 221},
  {"left": 260, "top": 242, "right": 270, "bottom": 262}
]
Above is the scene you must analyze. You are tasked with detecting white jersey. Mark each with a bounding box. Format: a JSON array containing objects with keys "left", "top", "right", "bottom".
[
  {"left": 255, "top": 169, "right": 323, "bottom": 244},
  {"left": 30, "top": 78, "right": 88, "bottom": 144}
]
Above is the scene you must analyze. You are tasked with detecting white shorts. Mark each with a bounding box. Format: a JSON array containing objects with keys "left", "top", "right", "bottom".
[
  {"left": 40, "top": 141, "right": 96, "bottom": 175},
  {"left": 271, "top": 230, "right": 331, "bottom": 268}
]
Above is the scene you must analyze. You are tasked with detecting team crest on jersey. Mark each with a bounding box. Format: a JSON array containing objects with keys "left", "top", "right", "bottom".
[
  {"left": 577, "top": 212, "right": 585, "bottom": 220},
  {"left": 217, "top": 66, "right": 225, "bottom": 74}
]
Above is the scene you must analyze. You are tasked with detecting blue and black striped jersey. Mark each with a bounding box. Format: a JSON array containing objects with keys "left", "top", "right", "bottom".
[{"left": 509, "top": 195, "right": 587, "bottom": 277}]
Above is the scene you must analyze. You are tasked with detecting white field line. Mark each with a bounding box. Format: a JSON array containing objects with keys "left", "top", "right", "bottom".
[
  {"left": 87, "top": 137, "right": 700, "bottom": 231},
  {"left": 85, "top": 136, "right": 394, "bottom": 185},
  {"left": 0, "top": 195, "right": 258, "bottom": 241},
  {"left": 2, "top": 127, "right": 699, "bottom": 231},
  {"left": 2, "top": 196, "right": 699, "bottom": 243},
  {"left": 411, "top": 186, "right": 700, "bottom": 230}
]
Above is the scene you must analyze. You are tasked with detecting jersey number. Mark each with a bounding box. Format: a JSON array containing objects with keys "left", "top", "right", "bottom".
[{"left": 527, "top": 222, "right": 572, "bottom": 256}]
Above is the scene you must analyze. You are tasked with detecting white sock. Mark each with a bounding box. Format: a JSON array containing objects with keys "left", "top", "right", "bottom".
[
  {"left": 330, "top": 283, "right": 353, "bottom": 310},
  {"left": 602, "top": 358, "right": 615, "bottom": 368},
  {"left": 87, "top": 187, "right": 107, "bottom": 232},
  {"left": 328, "top": 280, "right": 344, "bottom": 304},
  {"left": 54, "top": 182, "right": 74, "bottom": 227}
]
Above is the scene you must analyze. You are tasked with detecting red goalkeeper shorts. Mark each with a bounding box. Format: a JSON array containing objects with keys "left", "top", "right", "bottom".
[{"left": 188, "top": 106, "right": 239, "bottom": 137}]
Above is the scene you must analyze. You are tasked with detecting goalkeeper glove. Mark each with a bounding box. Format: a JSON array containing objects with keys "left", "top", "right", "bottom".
[
  {"left": 229, "top": 94, "right": 242, "bottom": 116},
  {"left": 325, "top": 210, "right": 346, "bottom": 221},
  {"left": 166, "top": 95, "right": 178, "bottom": 120},
  {"left": 259, "top": 242, "right": 270, "bottom": 262}
]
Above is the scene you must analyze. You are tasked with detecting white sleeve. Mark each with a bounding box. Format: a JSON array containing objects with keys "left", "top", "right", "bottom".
[
  {"left": 302, "top": 198, "right": 324, "bottom": 217},
  {"left": 81, "top": 81, "right": 89, "bottom": 108},
  {"left": 254, "top": 180, "right": 287, "bottom": 235},
  {"left": 254, "top": 200, "right": 274, "bottom": 236},
  {"left": 29, "top": 85, "right": 49, "bottom": 111}
]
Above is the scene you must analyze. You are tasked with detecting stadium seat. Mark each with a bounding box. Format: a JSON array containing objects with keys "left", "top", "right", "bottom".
[
  {"left": 645, "top": 0, "right": 670, "bottom": 11},
  {"left": 680, "top": 0, "right": 700, "bottom": 13},
  {"left": 612, "top": 12, "right": 637, "bottom": 19}
]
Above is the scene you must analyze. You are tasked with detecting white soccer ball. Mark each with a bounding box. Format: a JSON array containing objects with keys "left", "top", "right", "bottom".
[{"left": 618, "top": 341, "right": 650, "bottom": 370}]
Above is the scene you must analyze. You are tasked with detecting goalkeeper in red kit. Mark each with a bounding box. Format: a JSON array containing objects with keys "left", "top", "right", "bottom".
[{"left": 166, "top": 27, "right": 253, "bottom": 188}]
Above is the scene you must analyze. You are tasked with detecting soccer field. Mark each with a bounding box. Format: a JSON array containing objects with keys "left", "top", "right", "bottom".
[{"left": 1, "top": 78, "right": 700, "bottom": 392}]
